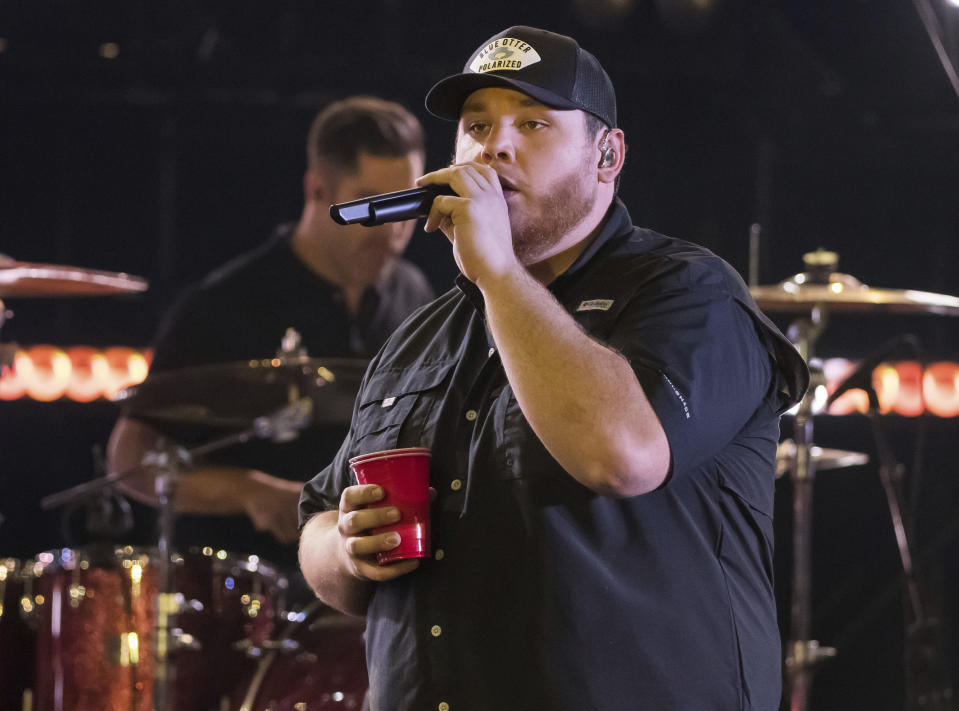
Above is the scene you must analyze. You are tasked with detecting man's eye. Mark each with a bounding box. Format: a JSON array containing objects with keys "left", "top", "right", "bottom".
[
  {"left": 468, "top": 123, "right": 488, "bottom": 134},
  {"left": 523, "top": 121, "right": 546, "bottom": 130}
]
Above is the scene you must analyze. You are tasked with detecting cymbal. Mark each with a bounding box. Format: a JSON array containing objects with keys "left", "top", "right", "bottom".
[
  {"left": 751, "top": 271, "right": 959, "bottom": 316},
  {"left": 0, "top": 259, "right": 148, "bottom": 298},
  {"left": 113, "top": 356, "right": 368, "bottom": 430},
  {"left": 775, "top": 439, "right": 869, "bottom": 478}
]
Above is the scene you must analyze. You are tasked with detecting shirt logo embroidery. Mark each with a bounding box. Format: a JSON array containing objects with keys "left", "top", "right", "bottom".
[
  {"left": 576, "top": 299, "right": 614, "bottom": 312},
  {"left": 381, "top": 397, "right": 396, "bottom": 408}
]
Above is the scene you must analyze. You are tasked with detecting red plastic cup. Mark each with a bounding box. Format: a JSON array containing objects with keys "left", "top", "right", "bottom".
[{"left": 349, "top": 447, "right": 431, "bottom": 564}]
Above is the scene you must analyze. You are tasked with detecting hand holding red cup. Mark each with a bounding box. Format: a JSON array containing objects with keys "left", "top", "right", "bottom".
[{"left": 349, "top": 447, "right": 431, "bottom": 565}]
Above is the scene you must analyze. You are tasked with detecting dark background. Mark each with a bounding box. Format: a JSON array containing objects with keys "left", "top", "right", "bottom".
[{"left": 2, "top": 1, "right": 958, "bottom": 709}]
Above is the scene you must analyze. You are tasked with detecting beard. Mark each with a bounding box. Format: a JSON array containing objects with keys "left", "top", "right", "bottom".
[{"left": 508, "top": 156, "right": 598, "bottom": 265}]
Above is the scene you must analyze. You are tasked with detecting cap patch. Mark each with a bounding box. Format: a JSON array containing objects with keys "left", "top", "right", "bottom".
[{"left": 469, "top": 37, "right": 542, "bottom": 74}]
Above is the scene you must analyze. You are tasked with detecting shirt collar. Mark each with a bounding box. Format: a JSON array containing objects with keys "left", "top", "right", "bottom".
[{"left": 455, "top": 197, "right": 634, "bottom": 310}]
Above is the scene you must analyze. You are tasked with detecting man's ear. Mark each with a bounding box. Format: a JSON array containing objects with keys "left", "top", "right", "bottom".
[
  {"left": 303, "top": 169, "right": 327, "bottom": 204},
  {"left": 597, "top": 127, "right": 626, "bottom": 183}
]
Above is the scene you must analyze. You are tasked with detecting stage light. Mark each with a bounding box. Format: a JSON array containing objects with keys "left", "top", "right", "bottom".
[{"left": 98, "top": 42, "right": 120, "bottom": 59}]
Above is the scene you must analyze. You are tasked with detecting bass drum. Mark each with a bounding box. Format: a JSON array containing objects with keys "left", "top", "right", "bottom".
[
  {"left": 232, "top": 600, "right": 368, "bottom": 711},
  {"left": 0, "top": 558, "right": 34, "bottom": 711},
  {"left": 31, "top": 545, "right": 287, "bottom": 711}
]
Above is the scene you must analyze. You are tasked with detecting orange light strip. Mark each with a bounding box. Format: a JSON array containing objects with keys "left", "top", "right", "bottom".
[
  {"left": 808, "top": 358, "right": 959, "bottom": 418},
  {"left": 1, "top": 348, "right": 958, "bottom": 416},
  {"left": 0, "top": 346, "right": 151, "bottom": 402}
]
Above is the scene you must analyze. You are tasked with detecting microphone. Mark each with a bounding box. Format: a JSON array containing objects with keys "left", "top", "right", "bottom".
[
  {"left": 826, "top": 334, "right": 920, "bottom": 409},
  {"left": 330, "top": 184, "right": 456, "bottom": 226}
]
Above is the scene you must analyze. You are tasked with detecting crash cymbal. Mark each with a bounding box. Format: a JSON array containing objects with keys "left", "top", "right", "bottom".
[
  {"left": 751, "top": 276, "right": 959, "bottom": 316},
  {"left": 775, "top": 439, "right": 869, "bottom": 478},
  {"left": 0, "top": 259, "right": 148, "bottom": 298},
  {"left": 113, "top": 356, "right": 368, "bottom": 430},
  {"left": 750, "top": 249, "right": 959, "bottom": 316}
]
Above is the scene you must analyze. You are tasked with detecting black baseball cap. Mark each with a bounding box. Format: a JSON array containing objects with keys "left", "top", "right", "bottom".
[{"left": 425, "top": 26, "right": 617, "bottom": 128}]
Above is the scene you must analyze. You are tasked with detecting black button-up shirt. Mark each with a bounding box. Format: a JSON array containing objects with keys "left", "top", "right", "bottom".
[{"left": 300, "top": 199, "right": 808, "bottom": 711}]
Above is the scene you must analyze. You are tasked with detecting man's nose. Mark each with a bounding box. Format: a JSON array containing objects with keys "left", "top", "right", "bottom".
[{"left": 481, "top": 125, "right": 515, "bottom": 163}]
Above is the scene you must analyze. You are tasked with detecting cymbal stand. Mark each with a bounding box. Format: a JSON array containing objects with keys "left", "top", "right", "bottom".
[
  {"left": 863, "top": 399, "right": 955, "bottom": 710},
  {"left": 139, "top": 439, "right": 188, "bottom": 711},
  {"left": 0, "top": 298, "right": 16, "bottom": 371},
  {"left": 785, "top": 307, "right": 836, "bottom": 711}
]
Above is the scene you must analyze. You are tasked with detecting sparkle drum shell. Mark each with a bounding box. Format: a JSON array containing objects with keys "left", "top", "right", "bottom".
[{"left": 30, "top": 546, "right": 287, "bottom": 711}]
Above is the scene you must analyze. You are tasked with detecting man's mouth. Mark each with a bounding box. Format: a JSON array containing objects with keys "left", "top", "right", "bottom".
[{"left": 498, "top": 176, "right": 519, "bottom": 193}]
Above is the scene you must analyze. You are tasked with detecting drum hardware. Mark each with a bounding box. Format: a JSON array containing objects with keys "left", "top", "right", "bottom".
[
  {"left": 233, "top": 636, "right": 303, "bottom": 659},
  {"left": 782, "top": 308, "right": 836, "bottom": 711},
  {"left": 56, "top": 446, "right": 136, "bottom": 550},
  {"left": 844, "top": 379, "right": 956, "bottom": 710},
  {"left": 751, "top": 249, "right": 959, "bottom": 711}
]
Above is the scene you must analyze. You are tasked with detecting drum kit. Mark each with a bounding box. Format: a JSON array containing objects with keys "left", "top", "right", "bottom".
[
  {"left": 2, "top": 250, "right": 958, "bottom": 711},
  {"left": 0, "top": 258, "right": 369, "bottom": 711}
]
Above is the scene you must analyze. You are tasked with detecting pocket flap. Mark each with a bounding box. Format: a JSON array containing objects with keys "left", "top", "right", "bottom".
[{"left": 359, "top": 360, "right": 454, "bottom": 406}]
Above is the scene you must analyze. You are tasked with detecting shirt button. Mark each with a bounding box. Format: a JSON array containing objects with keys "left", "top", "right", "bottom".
[
  {"left": 430, "top": 624, "right": 442, "bottom": 637},
  {"left": 450, "top": 479, "right": 462, "bottom": 491},
  {"left": 488, "top": 347, "right": 495, "bottom": 357},
  {"left": 465, "top": 409, "right": 477, "bottom": 421},
  {"left": 435, "top": 549, "right": 445, "bottom": 561},
  {"left": 439, "top": 703, "right": 450, "bottom": 711}
]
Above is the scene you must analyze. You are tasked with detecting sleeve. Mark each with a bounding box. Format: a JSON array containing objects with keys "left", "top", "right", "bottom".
[
  {"left": 605, "top": 257, "right": 776, "bottom": 478},
  {"left": 297, "top": 436, "right": 355, "bottom": 525}
]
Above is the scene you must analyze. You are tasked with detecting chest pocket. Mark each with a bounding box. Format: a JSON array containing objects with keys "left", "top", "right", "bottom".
[{"left": 351, "top": 360, "right": 453, "bottom": 455}]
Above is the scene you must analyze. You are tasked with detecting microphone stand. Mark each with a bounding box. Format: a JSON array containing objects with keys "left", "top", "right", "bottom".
[
  {"left": 40, "top": 397, "right": 312, "bottom": 711},
  {"left": 862, "top": 391, "right": 955, "bottom": 711}
]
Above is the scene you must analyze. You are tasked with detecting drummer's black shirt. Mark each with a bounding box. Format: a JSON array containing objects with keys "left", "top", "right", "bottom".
[
  {"left": 300, "top": 199, "right": 808, "bottom": 711},
  {"left": 144, "top": 225, "right": 434, "bottom": 570}
]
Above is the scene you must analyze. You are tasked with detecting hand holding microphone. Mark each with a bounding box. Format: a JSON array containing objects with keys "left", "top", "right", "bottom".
[
  {"left": 331, "top": 163, "right": 517, "bottom": 288},
  {"left": 330, "top": 184, "right": 457, "bottom": 226}
]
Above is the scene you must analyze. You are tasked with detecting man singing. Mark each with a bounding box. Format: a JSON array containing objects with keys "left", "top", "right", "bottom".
[{"left": 299, "top": 26, "right": 807, "bottom": 711}]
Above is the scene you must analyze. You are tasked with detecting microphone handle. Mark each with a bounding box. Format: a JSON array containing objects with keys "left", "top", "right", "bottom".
[{"left": 330, "top": 184, "right": 456, "bottom": 226}]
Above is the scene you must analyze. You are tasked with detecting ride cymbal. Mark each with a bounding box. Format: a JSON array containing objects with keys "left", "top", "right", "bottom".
[
  {"left": 775, "top": 439, "right": 869, "bottom": 478},
  {"left": 113, "top": 356, "right": 368, "bottom": 430},
  {"left": 0, "top": 258, "right": 148, "bottom": 298},
  {"left": 750, "top": 249, "right": 959, "bottom": 316}
]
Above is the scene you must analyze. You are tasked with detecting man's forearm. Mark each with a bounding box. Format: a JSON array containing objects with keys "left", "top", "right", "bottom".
[
  {"left": 480, "top": 267, "right": 670, "bottom": 497},
  {"left": 298, "top": 511, "right": 374, "bottom": 617}
]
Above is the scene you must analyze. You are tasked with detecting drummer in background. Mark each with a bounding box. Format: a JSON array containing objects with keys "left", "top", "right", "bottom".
[{"left": 107, "top": 95, "right": 434, "bottom": 577}]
